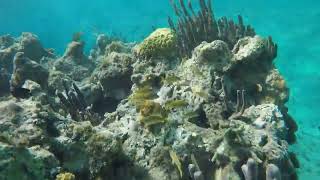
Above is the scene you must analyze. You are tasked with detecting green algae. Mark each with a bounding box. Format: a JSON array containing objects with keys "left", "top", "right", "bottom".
[{"left": 164, "top": 99, "right": 188, "bottom": 110}]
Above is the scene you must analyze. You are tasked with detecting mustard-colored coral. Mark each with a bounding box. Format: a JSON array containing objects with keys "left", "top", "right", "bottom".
[
  {"left": 138, "top": 100, "right": 168, "bottom": 128},
  {"left": 56, "top": 172, "right": 75, "bottom": 180},
  {"left": 169, "top": 150, "right": 183, "bottom": 178},
  {"left": 135, "top": 28, "right": 177, "bottom": 58},
  {"left": 129, "top": 85, "right": 156, "bottom": 109},
  {"left": 164, "top": 99, "right": 188, "bottom": 110},
  {"left": 161, "top": 74, "right": 181, "bottom": 85}
]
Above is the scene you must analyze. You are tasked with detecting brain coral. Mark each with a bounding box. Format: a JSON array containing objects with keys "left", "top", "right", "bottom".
[
  {"left": 56, "top": 172, "right": 75, "bottom": 180},
  {"left": 135, "top": 28, "right": 177, "bottom": 58}
]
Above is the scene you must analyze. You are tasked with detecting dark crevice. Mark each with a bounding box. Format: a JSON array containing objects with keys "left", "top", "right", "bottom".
[
  {"left": 92, "top": 96, "right": 120, "bottom": 115},
  {"left": 189, "top": 108, "right": 210, "bottom": 128}
]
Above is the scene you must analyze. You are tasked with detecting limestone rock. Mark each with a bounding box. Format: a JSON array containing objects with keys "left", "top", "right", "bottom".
[{"left": 10, "top": 52, "right": 49, "bottom": 88}]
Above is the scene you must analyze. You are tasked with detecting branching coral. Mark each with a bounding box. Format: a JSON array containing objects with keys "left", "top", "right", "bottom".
[{"left": 168, "top": 0, "right": 256, "bottom": 57}]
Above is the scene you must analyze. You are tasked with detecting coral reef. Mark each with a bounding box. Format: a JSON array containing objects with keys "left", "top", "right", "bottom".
[
  {"left": 10, "top": 52, "right": 49, "bottom": 89},
  {"left": 0, "top": 33, "right": 53, "bottom": 72},
  {"left": 0, "top": 1, "right": 298, "bottom": 180}
]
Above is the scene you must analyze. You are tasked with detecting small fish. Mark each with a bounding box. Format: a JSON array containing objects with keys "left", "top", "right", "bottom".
[
  {"left": 169, "top": 150, "right": 183, "bottom": 178},
  {"left": 10, "top": 87, "right": 31, "bottom": 99}
]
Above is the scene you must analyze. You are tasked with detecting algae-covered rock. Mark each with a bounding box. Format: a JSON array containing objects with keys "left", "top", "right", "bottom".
[
  {"left": 232, "top": 36, "right": 268, "bottom": 62},
  {"left": 0, "top": 34, "right": 14, "bottom": 49},
  {"left": 0, "top": 33, "right": 52, "bottom": 73},
  {"left": 63, "top": 41, "right": 86, "bottom": 64},
  {"left": 0, "top": 144, "right": 59, "bottom": 180},
  {"left": 18, "top": 32, "right": 50, "bottom": 61},
  {"left": 105, "top": 41, "right": 131, "bottom": 55},
  {"left": 10, "top": 52, "right": 49, "bottom": 89},
  {"left": 192, "top": 40, "right": 232, "bottom": 72},
  {"left": 135, "top": 28, "right": 177, "bottom": 58},
  {"left": 0, "top": 68, "right": 10, "bottom": 95},
  {"left": 53, "top": 41, "right": 94, "bottom": 81},
  {"left": 91, "top": 52, "right": 133, "bottom": 101}
]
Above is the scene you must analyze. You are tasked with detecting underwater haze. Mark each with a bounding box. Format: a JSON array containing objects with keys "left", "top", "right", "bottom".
[{"left": 0, "top": 0, "right": 319, "bottom": 179}]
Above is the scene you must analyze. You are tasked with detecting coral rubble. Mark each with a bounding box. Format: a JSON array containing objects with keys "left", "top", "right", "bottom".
[{"left": 0, "top": 1, "right": 298, "bottom": 180}]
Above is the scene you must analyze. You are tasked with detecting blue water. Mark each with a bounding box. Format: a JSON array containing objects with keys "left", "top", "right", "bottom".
[{"left": 1, "top": 0, "right": 319, "bottom": 179}]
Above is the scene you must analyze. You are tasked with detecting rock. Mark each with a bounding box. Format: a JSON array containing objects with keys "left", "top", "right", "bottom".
[
  {"left": 53, "top": 42, "right": 94, "bottom": 81},
  {"left": 53, "top": 121, "right": 123, "bottom": 178},
  {"left": 0, "top": 143, "right": 59, "bottom": 180},
  {"left": 91, "top": 52, "right": 133, "bottom": 101},
  {"left": 0, "top": 33, "right": 51, "bottom": 73},
  {"left": 0, "top": 46, "right": 16, "bottom": 72},
  {"left": 192, "top": 40, "right": 232, "bottom": 72},
  {"left": 266, "top": 164, "right": 281, "bottom": 180},
  {"left": 241, "top": 158, "right": 258, "bottom": 180},
  {"left": 18, "top": 32, "right": 50, "bottom": 61},
  {"left": 63, "top": 41, "right": 86, "bottom": 64},
  {"left": 96, "top": 34, "right": 108, "bottom": 54},
  {"left": 105, "top": 41, "right": 131, "bottom": 55},
  {"left": 10, "top": 52, "right": 49, "bottom": 89},
  {"left": 0, "top": 34, "right": 14, "bottom": 49},
  {"left": 47, "top": 70, "right": 73, "bottom": 93},
  {"left": 263, "top": 69, "right": 289, "bottom": 106},
  {"left": 0, "top": 68, "right": 10, "bottom": 95},
  {"left": 232, "top": 36, "right": 268, "bottom": 63},
  {"left": 22, "top": 80, "right": 42, "bottom": 95}
]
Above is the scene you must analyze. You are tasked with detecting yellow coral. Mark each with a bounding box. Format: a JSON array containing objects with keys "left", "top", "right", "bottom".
[
  {"left": 135, "top": 28, "right": 177, "bottom": 58},
  {"left": 56, "top": 172, "right": 75, "bottom": 180},
  {"left": 138, "top": 100, "right": 168, "bottom": 128},
  {"left": 169, "top": 150, "right": 183, "bottom": 178},
  {"left": 161, "top": 74, "right": 181, "bottom": 85},
  {"left": 129, "top": 85, "right": 156, "bottom": 109},
  {"left": 164, "top": 99, "right": 188, "bottom": 110}
]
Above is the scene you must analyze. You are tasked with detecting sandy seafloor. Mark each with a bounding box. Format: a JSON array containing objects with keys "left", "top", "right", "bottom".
[{"left": 0, "top": 0, "right": 319, "bottom": 179}]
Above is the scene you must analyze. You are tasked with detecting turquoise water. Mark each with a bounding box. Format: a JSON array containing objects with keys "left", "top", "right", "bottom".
[{"left": 1, "top": 0, "right": 319, "bottom": 179}]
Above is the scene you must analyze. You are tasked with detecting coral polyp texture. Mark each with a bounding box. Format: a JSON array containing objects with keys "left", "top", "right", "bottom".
[
  {"left": 134, "top": 28, "right": 178, "bottom": 58},
  {"left": 0, "top": 1, "right": 298, "bottom": 180}
]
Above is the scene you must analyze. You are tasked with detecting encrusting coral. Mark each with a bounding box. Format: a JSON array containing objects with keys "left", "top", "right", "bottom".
[{"left": 0, "top": 0, "right": 299, "bottom": 180}]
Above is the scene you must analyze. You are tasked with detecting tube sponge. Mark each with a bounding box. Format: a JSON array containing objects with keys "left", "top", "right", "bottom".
[
  {"left": 135, "top": 28, "right": 177, "bottom": 58},
  {"left": 266, "top": 164, "right": 281, "bottom": 180},
  {"left": 241, "top": 158, "right": 258, "bottom": 180}
]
